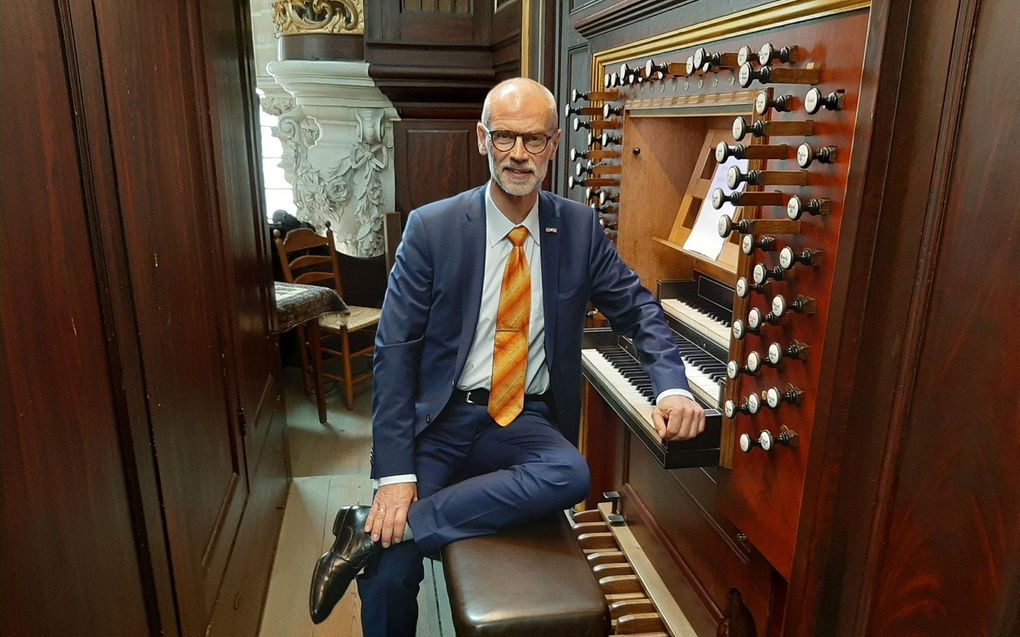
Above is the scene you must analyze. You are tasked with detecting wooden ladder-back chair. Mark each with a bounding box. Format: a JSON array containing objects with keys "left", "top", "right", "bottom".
[{"left": 274, "top": 225, "right": 381, "bottom": 411}]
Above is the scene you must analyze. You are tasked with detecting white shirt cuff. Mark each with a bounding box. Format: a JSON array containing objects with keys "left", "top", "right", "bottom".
[
  {"left": 656, "top": 388, "right": 695, "bottom": 404},
  {"left": 373, "top": 474, "right": 418, "bottom": 489}
]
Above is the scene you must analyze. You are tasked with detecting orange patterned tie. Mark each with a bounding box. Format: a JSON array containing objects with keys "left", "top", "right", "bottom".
[{"left": 488, "top": 227, "right": 531, "bottom": 426}]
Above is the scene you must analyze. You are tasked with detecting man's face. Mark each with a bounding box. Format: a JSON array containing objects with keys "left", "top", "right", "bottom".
[{"left": 477, "top": 97, "right": 561, "bottom": 198}]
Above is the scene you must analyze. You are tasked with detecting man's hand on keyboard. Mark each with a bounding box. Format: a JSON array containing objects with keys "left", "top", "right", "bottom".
[{"left": 653, "top": 395, "right": 705, "bottom": 441}]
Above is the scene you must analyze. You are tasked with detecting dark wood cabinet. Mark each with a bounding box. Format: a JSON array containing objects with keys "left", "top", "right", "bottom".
[{"left": 2, "top": 2, "right": 286, "bottom": 635}]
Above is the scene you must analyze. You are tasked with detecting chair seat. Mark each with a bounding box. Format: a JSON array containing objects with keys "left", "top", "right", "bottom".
[{"left": 319, "top": 305, "right": 381, "bottom": 332}]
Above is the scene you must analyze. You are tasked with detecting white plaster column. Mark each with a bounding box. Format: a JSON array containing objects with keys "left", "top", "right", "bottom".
[{"left": 268, "top": 60, "right": 399, "bottom": 257}]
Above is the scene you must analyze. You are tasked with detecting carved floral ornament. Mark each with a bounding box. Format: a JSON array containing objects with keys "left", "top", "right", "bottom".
[{"left": 272, "top": 0, "right": 365, "bottom": 37}]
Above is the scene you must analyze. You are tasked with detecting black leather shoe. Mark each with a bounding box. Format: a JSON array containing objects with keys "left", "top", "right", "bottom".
[{"left": 309, "top": 505, "right": 380, "bottom": 624}]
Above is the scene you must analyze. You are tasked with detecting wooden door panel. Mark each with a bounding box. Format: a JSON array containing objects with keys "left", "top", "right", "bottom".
[
  {"left": 0, "top": 2, "right": 151, "bottom": 633},
  {"left": 868, "top": 0, "right": 1020, "bottom": 633},
  {"left": 92, "top": 3, "right": 247, "bottom": 631}
]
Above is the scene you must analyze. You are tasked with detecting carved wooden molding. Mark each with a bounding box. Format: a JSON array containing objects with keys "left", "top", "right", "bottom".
[
  {"left": 573, "top": 0, "right": 695, "bottom": 40},
  {"left": 272, "top": 0, "right": 365, "bottom": 36}
]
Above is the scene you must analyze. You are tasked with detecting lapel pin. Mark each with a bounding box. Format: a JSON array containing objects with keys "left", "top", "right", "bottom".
[{"left": 545, "top": 227, "right": 558, "bottom": 233}]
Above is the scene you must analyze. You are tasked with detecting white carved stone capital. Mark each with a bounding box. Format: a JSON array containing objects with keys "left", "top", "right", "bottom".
[{"left": 268, "top": 60, "right": 399, "bottom": 257}]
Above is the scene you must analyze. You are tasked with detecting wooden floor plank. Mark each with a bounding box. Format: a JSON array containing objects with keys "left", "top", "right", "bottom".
[{"left": 259, "top": 476, "right": 331, "bottom": 637}]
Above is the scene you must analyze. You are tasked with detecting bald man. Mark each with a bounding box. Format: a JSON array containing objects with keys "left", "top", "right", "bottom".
[{"left": 309, "top": 78, "right": 705, "bottom": 635}]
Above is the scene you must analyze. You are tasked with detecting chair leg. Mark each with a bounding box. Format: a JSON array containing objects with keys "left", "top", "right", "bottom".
[
  {"left": 308, "top": 322, "right": 327, "bottom": 424},
  {"left": 297, "top": 325, "right": 312, "bottom": 396},
  {"left": 341, "top": 328, "right": 354, "bottom": 410}
]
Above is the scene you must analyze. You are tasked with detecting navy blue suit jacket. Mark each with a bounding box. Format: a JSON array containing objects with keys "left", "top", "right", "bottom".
[{"left": 370, "top": 185, "right": 689, "bottom": 479}]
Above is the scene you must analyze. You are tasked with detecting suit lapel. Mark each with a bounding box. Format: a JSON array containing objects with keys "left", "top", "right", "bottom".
[
  {"left": 454, "top": 187, "right": 487, "bottom": 378},
  {"left": 538, "top": 191, "right": 560, "bottom": 369}
]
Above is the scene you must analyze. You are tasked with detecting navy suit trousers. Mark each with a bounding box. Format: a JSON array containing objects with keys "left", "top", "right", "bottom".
[{"left": 357, "top": 398, "right": 590, "bottom": 637}]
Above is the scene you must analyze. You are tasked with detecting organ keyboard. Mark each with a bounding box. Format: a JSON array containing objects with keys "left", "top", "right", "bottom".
[{"left": 581, "top": 332, "right": 722, "bottom": 470}]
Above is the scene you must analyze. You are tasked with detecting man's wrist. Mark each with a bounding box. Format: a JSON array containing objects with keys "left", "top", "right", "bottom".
[
  {"left": 376, "top": 474, "right": 418, "bottom": 487},
  {"left": 656, "top": 388, "right": 694, "bottom": 404}
]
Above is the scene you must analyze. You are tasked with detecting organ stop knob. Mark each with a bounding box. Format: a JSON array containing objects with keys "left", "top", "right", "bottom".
[
  {"left": 754, "top": 90, "right": 795, "bottom": 115},
  {"left": 759, "top": 427, "right": 799, "bottom": 451},
  {"left": 741, "top": 234, "right": 777, "bottom": 255},
  {"left": 716, "top": 142, "right": 791, "bottom": 162},
  {"left": 757, "top": 42, "right": 798, "bottom": 66},
  {"left": 771, "top": 293, "right": 818, "bottom": 317},
  {"left": 779, "top": 246, "right": 823, "bottom": 270},
  {"left": 797, "top": 143, "right": 838, "bottom": 168},
  {"left": 724, "top": 393, "right": 762, "bottom": 418},
  {"left": 767, "top": 340, "right": 811, "bottom": 365},
  {"left": 739, "top": 433, "right": 762, "bottom": 453},
  {"left": 727, "top": 166, "right": 808, "bottom": 189},
  {"left": 765, "top": 385, "right": 804, "bottom": 409},
  {"left": 786, "top": 195, "right": 831, "bottom": 219},
  {"left": 738, "top": 62, "right": 821, "bottom": 88},
  {"left": 735, "top": 276, "right": 769, "bottom": 299},
  {"left": 804, "top": 87, "right": 844, "bottom": 114},
  {"left": 711, "top": 188, "right": 788, "bottom": 209},
  {"left": 732, "top": 116, "right": 815, "bottom": 140}
]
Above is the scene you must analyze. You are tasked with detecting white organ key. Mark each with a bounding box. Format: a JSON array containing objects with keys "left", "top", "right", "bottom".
[
  {"left": 660, "top": 299, "right": 730, "bottom": 349},
  {"left": 582, "top": 349, "right": 657, "bottom": 438}
]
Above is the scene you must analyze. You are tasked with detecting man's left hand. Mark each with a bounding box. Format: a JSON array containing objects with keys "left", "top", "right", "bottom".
[{"left": 652, "top": 395, "right": 705, "bottom": 441}]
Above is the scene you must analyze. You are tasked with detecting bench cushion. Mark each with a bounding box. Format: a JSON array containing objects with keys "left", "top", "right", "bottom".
[{"left": 442, "top": 515, "right": 609, "bottom": 637}]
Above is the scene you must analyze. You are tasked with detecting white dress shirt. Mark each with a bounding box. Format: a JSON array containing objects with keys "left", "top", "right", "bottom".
[{"left": 378, "top": 182, "right": 692, "bottom": 486}]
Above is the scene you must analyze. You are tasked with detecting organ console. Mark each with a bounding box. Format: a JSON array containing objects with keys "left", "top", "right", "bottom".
[{"left": 566, "top": 4, "right": 888, "bottom": 634}]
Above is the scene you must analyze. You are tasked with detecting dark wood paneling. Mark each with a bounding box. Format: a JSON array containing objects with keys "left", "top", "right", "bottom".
[
  {"left": 0, "top": 2, "right": 151, "bottom": 634},
  {"left": 393, "top": 120, "right": 489, "bottom": 220},
  {"left": 93, "top": 4, "right": 248, "bottom": 631},
  {"left": 492, "top": 0, "right": 522, "bottom": 81},
  {"left": 864, "top": 0, "right": 1020, "bottom": 633}
]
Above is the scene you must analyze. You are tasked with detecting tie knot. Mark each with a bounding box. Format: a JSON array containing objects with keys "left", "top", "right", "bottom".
[{"left": 507, "top": 226, "right": 529, "bottom": 247}]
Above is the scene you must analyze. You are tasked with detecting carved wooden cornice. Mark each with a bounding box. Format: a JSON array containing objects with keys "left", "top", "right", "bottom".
[
  {"left": 572, "top": 0, "right": 696, "bottom": 40},
  {"left": 272, "top": 0, "right": 364, "bottom": 36}
]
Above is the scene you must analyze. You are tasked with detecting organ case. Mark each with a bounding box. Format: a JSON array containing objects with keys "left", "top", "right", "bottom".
[{"left": 570, "top": 2, "right": 874, "bottom": 633}]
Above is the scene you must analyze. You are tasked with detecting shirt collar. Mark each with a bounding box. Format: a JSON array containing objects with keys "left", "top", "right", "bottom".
[{"left": 485, "top": 181, "right": 541, "bottom": 248}]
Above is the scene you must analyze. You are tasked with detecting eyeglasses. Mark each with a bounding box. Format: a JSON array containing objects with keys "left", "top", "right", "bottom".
[{"left": 482, "top": 126, "right": 554, "bottom": 154}]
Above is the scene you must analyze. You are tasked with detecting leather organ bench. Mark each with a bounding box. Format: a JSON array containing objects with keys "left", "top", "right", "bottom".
[{"left": 442, "top": 514, "right": 610, "bottom": 636}]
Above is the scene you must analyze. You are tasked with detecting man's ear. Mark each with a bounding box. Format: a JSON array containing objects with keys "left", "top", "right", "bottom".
[
  {"left": 547, "top": 128, "right": 563, "bottom": 155},
  {"left": 476, "top": 122, "right": 489, "bottom": 156}
]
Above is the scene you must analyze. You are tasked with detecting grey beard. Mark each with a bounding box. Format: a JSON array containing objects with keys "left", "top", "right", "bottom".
[{"left": 489, "top": 154, "right": 545, "bottom": 197}]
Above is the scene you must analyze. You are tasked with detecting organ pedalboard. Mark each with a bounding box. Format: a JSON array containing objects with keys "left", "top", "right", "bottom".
[{"left": 570, "top": 8, "right": 869, "bottom": 633}]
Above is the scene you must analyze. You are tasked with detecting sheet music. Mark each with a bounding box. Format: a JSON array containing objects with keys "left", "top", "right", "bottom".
[{"left": 682, "top": 156, "right": 748, "bottom": 260}]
